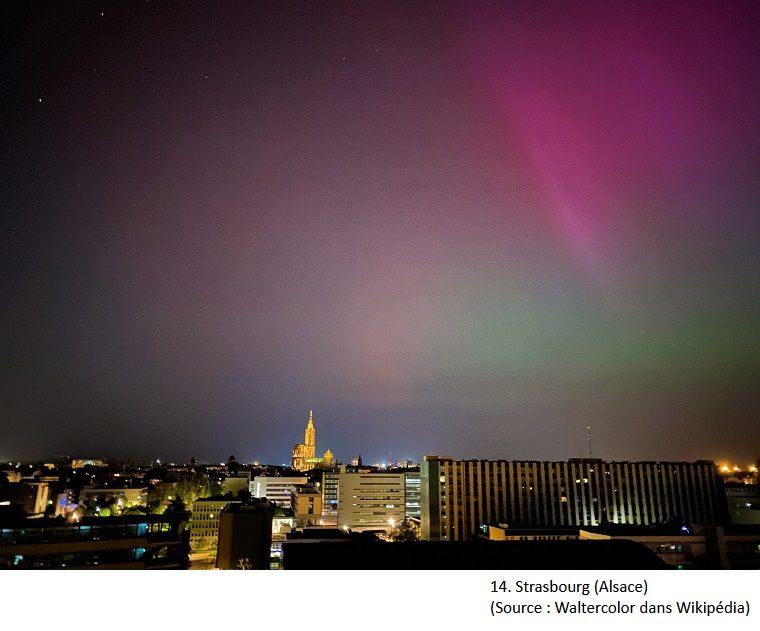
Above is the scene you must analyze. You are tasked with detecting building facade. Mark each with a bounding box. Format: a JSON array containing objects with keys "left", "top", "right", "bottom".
[
  {"left": 250, "top": 476, "right": 307, "bottom": 507},
  {"left": 321, "top": 469, "right": 340, "bottom": 526},
  {"left": 0, "top": 481, "right": 52, "bottom": 516},
  {"left": 291, "top": 484, "right": 323, "bottom": 527},
  {"left": 724, "top": 483, "right": 760, "bottom": 525},
  {"left": 421, "top": 457, "right": 727, "bottom": 541},
  {"left": 337, "top": 472, "right": 406, "bottom": 532},
  {"left": 404, "top": 471, "right": 421, "bottom": 521},
  {"left": 189, "top": 497, "right": 240, "bottom": 552}
]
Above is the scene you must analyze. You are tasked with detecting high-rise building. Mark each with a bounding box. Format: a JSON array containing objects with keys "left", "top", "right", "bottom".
[
  {"left": 337, "top": 472, "right": 406, "bottom": 532},
  {"left": 421, "top": 457, "right": 727, "bottom": 541},
  {"left": 404, "top": 471, "right": 421, "bottom": 521},
  {"left": 321, "top": 469, "right": 340, "bottom": 525}
]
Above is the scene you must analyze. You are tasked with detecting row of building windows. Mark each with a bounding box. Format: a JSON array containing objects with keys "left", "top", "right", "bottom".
[
  {"left": 425, "top": 459, "right": 723, "bottom": 540},
  {"left": 0, "top": 522, "right": 176, "bottom": 544}
]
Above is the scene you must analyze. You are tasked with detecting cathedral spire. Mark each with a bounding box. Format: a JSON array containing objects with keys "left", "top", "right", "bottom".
[{"left": 304, "top": 410, "right": 316, "bottom": 456}]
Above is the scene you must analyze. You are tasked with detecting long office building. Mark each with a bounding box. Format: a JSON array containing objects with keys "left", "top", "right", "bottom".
[{"left": 421, "top": 457, "right": 726, "bottom": 541}]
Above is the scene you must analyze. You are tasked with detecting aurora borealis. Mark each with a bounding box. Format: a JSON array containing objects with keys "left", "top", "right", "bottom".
[{"left": 2, "top": 1, "right": 759, "bottom": 464}]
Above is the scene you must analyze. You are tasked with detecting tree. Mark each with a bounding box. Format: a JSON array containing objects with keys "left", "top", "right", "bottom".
[
  {"left": 164, "top": 496, "right": 188, "bottom": 514},
  {"left": 174, "top": 471, "right": 222, "bottom": 504},
  {"left": 236, "top": 557, "right": 252, "bottom": 570},
  {"left": 385, "top": 519, "right": 420, "bottom": 542},
  {"left": 122, "top": 505, "right": 147, "bottom": 515}
]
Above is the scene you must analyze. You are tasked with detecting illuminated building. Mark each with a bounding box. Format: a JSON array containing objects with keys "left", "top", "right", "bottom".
[
  {"left": 321, "top": 469, "right": 340, "bottom": 525},
  {"left": 270, "top": 507, "right": 297, "bottom": 568},
  {"left": 338, "top": 472, "right": 406, "bottom": 532},
  {"left": 189, "top": 497, "right": 240, "bottom": 553},
  {"left": 291, "top": 411, "right": 335, "bottom": 470},
  {"left": 724, "top": 483, "right": 760, "bottom": 525},
  {"left": 54, "top": 490, "right": 76, "bottom": 517},
  {"left": 291, "top": 410, "right": 317, "bottom": 471},
  {"left": 291, "top": 484, "right": 323, "bottom": 527},
  {"left": 717, "top": 462, "right": 759, "bottom": 485},
  {"left": 1, "top": 470, "right": 21, "bottom": 484},
  {"left": 0, "top": 481, "right": 51, "bottom": 516},
  {"left": 421, "top": 457, "right": 727, "bottom": 541},
  {"left": 70, "top": 459, "right": 107, "bottom": 469},
  {"left": 250, "top": 475, "right": 307, "bottom": 507},
  {"left": 404, "top": 471, "right": 421, "bottom": 520},
  {"left": 305, "top": 448, "right": 334, "bottom": 470}
]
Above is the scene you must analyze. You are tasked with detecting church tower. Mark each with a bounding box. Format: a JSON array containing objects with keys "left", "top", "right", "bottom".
[
  {"left": 292, "top": 410, "right": 317, "bottom": 471},
  {"left": 304, "top": 409, "right": 316, "bottom": 461}
]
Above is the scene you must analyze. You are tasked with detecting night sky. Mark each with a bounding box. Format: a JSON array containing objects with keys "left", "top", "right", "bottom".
[{"left": 2, "top": 1, "right": 759, "bottom": 465}]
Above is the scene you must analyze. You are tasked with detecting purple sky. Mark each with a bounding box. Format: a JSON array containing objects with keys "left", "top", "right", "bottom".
[{"left": 2, "top": 1, "right": 759, "bottom": 465}]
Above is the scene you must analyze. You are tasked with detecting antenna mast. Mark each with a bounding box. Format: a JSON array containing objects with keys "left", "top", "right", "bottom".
[{"left": 586, "top": 426, "right": 593, "bottom": 459}]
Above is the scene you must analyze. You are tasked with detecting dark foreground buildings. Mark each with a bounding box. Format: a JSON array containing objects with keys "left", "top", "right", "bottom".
[
  {"left": 282, "top": 538, "right": 666, "bottom": 570},
  {"left": 0, "top": 512, "right": 190, "bottom": 569},
  {"left": 216, "top": 499, "right": 275, "bottom": 569}
]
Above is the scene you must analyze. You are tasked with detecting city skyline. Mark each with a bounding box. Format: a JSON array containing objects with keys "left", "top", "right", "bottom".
[
  {"left": 1, "top": 408, "right": 756, "bottom": 470},
  {"left": 2, "top": 2, "right": 759, "bottom": 464}
]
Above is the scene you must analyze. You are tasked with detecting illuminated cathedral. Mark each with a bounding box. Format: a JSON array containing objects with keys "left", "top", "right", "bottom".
[{"left": 291, "top": 410, "right": 334, "bottom": 471}]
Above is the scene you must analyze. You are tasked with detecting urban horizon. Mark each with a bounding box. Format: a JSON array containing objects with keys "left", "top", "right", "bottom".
[
  {"left": 3, "top": 408, "right": 758, "bottom": 471},
  {"left": 2, "top": 409, "right": 758, "bottom": 572}
]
